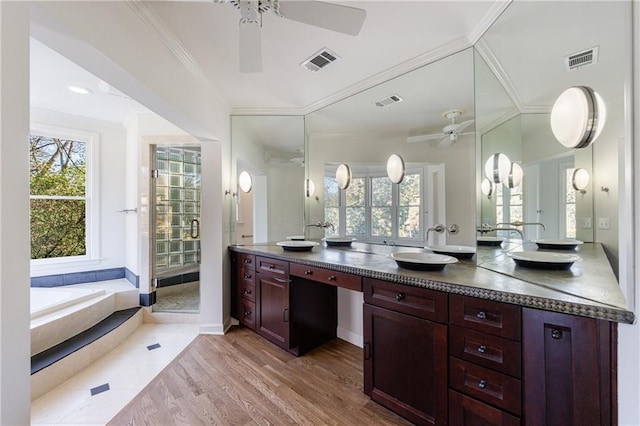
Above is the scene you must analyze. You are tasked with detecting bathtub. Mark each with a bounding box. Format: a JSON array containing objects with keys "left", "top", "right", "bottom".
[{"left": 30, "top": 287, "right": 106, "bottom": 320}]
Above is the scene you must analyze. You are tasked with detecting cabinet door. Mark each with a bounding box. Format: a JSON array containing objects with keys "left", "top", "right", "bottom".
[
  {"left": 522, "top": 308, "right": 614, "bottom": 426},
  {"left": 364, "top": 303, "right": 448, "bottom": 425},
  {"left": 256, "top": 273, "right": 290, "bottom": 349},
  {"left": 449, "top": 390, "right": 520, "bottom": 426}
]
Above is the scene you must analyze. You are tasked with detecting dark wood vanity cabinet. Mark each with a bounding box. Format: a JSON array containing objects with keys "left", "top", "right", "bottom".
[
  {"left": 255, "top": 256, "right": 290, "bottom": 349},
  {"left": 522, "top": 308, "right": 616, "bottom": 426},
  {"left": 231, "top": 252, "right": 256, "bottom": 329},
  {"left": 363, "top": 278, "right": 448, "bottom": 425}
]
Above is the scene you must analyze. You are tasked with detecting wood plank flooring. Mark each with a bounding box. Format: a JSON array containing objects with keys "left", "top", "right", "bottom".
[{"left": 108, "top": 326, "right": 411, "bottom": 425}]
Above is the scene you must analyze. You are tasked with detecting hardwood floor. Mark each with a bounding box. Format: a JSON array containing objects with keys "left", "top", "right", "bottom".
[{"left": 108, "top": 326, "right": 411, "bottom": 425}]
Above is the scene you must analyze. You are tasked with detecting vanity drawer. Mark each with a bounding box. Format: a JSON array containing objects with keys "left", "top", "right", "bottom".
[
  {"left": 239, "top": 267, "right": 255, "bottom": 285},
  {"left": 450, "top": 357, "right": 522, "bottom": 416},
  {"left": 256, "top": 256, "right": 289, "bottom": 278},
  {"left": 363, "top": 278, "right": 448, "bottom": 323},
  {"left": 240, "top": 300, "right": 256, "bottom": 330},
  {"left": 449, "top": 391, "right": 521, "bottom": 426},
  {"left": 450, "top": 295, "right": 521, "bottom": 341},
  {"left": 450, "top": 326, "right": 521, "bottom": 378},
  {"left": 240, "top": 282, "right": 256, "bottom": 302},
  {"left": 237, "top": 253, "right": 256, "bottom": 270},
  {"left": 290, "top": 263, "right": 362, "bottom": 291}
]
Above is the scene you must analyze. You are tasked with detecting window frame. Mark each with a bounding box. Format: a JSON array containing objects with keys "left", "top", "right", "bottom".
[{"left": 30, "top": 123, "right": 100, "bottom": 271}]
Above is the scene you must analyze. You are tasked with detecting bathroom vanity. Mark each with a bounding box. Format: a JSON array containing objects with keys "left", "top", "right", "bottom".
[{"left": 229, "top": 242, "right": 632, "bottom": 426}]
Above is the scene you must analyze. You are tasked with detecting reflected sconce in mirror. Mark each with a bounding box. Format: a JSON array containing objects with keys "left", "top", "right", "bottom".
[
  {"left": 550, "top": 86, "right": 607, "bottom": 149},
  {"left": 305, "top": 178, "right": 316, "bottom": 198},
  {"left": 386, "top": 154, "right": 405, "bottom": 184},
  {"left": 336, "top": 163, "right": 352, "bottom": 189},
  {"left": 484, "top": 153, "right": 511, "bottom": 184},
  {"left": 481, "top": 178, "right": 494, "bottom": 199},
  {"left": 572, "top": 168, "right": 590, "bottom": 194},
  {"left": 504, "top": 162, "right": 523, "bottom": 189},
  {"left": 238, "top": 170, "right": 253, "bottom": 193}
]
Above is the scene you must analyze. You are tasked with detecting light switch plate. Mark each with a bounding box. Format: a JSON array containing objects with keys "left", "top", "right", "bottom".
[
  {"left": 598, "top": 217, "right": 611, "bottom": 229},
  {"left": 582, "top": 217, "right": 592, "bottom": 229}
]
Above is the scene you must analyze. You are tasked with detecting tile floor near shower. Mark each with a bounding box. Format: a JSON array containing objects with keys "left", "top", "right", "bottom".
[{"left": 31, "top": 322, "right": 199, "bottom": 425}]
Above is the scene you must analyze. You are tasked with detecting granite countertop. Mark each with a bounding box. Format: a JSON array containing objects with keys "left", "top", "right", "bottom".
[{"left": 229, "top": 241, "right": 635, "bottom": 324}]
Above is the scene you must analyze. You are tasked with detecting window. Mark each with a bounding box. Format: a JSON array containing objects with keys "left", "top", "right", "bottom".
[
  {"left": 495, "top": 182, "right": 523, "bottom": 239},
  {"left": 564, "top": 167, "right": 577, "bottom": 238},
  {"left": 324, "top": 169, "right": 423, "bottom": 244},
  {"left": 29, "top": 125, "right": 99, "bottom": 262}
]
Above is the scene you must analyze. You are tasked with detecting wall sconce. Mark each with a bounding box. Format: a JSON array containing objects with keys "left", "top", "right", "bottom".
[
  {"left": 238, "top": 170, "right": 253, "bottom": 193},
  {"left": 571, "top": 168, "right": 590, "bottom": 194},
  {"left": 504, "top": 162, "right": 523, "bottom": 189},
  {"left": 336, "top": 163, "right": 352, "bottom": 189},
  {"left": 386, "top": 154, "right": 405, "bottom": 184},
  {"left": 481, "top": 178, "right": 494, "bottom": 198},
  {"left": 305, "top": 178, "right": 316, "bottom": 197},
  {"left": 550, "top": 86, "right": 607, "bottom": 149},
  {"left": 484, "top": 153, "right": 511, "bottom": 184}
]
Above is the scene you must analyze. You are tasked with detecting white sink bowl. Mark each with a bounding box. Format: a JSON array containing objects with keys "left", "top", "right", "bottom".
[
  {"left": 426, "top": 245, "right": 476, "bottom": 259},
  {"left": 390, "top": 252, "right": 458, "bottom": 271},
  {"left": 477, "top": 236, "right": 505, "bottom": 246},
  {"left": 277, "top": 241, "right": 319, "bottom": 252},
  {"left": 535, "top": 239, "right": 584, "bottom": 250},
  {"left": 322, "top": 237, "right": 357, "bottom": 247},
  {"left": 508, "top": 251, "right": 580, "bottom": 270}
]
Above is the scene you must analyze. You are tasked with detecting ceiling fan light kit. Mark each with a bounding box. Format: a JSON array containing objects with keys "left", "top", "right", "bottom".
[
  {"left": 406, "top": 109, "right": 474, "bottom": 146},
  {"left": 228, "top": 0, "right": 367, "bottom": 73}
]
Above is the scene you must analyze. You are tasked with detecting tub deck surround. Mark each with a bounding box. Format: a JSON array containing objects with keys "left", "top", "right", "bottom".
[{"left": 229, "top": 241, "right": 633, "bottom": 324}]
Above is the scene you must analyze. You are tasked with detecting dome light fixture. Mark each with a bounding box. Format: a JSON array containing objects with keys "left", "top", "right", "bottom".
[
  {"left": 238, "top": 170, "right": 253, "bottom": 193},
  {"left": 504, "top": 162, "right": 523, "bottom": 189},
  {"left": 305, "top": 178, "right": 316, "bottom": 197},
  {"left": 336, "top": 163, "right": 352, "bottom": 190},
  {"left": 386, "top": 154, "right": 405, "bottom": 184},
  {"left": 550, "top": 86, "right": 607, "bottom": 149},
  {"left": 572, "top": 168, "right": 590, "bottom": 194},
  {"left": 484, "top": 153, "right": 511, "bottom": 184},
  {"left": 68, "top": 85, "right": 92, "bottom": 95},
  {"left": 481, "top": 178, "right": 494, "bottom": 198}
]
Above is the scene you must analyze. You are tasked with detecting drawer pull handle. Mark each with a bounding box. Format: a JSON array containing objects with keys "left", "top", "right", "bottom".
[
  {"left": 244, "top": 274, "right": 252, "bottom": 280},
  {"left": 395, "top": 293, "right": 405, "bottom": 302},
  {"left": 551, "top": 329, "right": 563, "bottom": 339},
  {"left": 478, "top": 379, "right": 487, "bottom": 389},
  {"left": 328, "top": 276, "right": 337, "bottom": 281},
  {"left": 268, "top": 264, "right": 275, "bottom": 269},
  {"left": 244, "top": 259, "right": 252, "bottom": 264},
  {"left": 304, "top": 270, "right": 313, "bottom": 275},
  {"left": 244, "top": 310, "right": 252, "bottom": 317},
  {"left": 478, "top": 345, "right": 487, "bottom": 354},
  {"left": 476, "top": 311, "right": 487, "bottom": 320},
  {"left": 243, "top": 289, "right": 252, "bottom": 295}
]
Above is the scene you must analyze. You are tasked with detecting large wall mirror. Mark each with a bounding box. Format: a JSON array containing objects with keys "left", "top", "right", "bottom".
[
  {"left": 305, "top": 48, "right": 476, "bottom": 246},
  {"left": 229, "top": 115, "right": 305, "bottom": 245},
  {"left": 475, "top": 1, "right": 631, "bottom": 281}
]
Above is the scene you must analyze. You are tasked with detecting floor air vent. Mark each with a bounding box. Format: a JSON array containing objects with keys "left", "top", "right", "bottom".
[
  {"left": 375, "top": 94, "right": 404, "bottom": 108},
  {"left": 565, "top": 47, "right": 598, "bottom": 71},
  {"left": 301, "top": 48, "right": 339, "bottom": 72}
]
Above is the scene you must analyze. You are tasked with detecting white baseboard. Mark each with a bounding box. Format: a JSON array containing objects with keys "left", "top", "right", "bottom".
[
  {"left": 337, "top": 327, "right": 363, "bottom": 348},
  {"left": 200, "top": 323, "right": 226, "bottom": 335}
]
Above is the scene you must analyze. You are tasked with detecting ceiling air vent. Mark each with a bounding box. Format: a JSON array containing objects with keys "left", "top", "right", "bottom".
[
  {"left": 565, "top": 46, "right": 599, "bottom": 71},
  {"left": 375, "top": 94, "right": 404, "bottom": 108},
  {"left": 301, "top": 48, "right": 340, "bottom": 72}
]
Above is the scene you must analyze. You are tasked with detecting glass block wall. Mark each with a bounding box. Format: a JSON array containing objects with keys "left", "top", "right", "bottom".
[{"left": 154, "top": 147, "right": 201, "bottom": 272}]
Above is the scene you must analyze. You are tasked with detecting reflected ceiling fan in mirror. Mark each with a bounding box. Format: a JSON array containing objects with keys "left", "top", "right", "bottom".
[
  {"left": 407, "top": 109, "right": 475, "bottom": 147},
  {"left": 219, "top": 0, "right": 367, "bottom": 73}
]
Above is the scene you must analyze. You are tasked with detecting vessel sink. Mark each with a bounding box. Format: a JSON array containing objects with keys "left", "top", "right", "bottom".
[
  {"left": 426, "top": 245, "right": 476, "bottom": 259},
  {"left": 508, "top": 251, "right": 580, "bottom": 270},
  {"left": 390, "top": 252, "right": 458, "bottom": 271},
  {"left": 322, "top": 237, "right": 357, "bottom": 247},
  {"left": 477, "top": 236, "right": 505, "bottom": 246},
  {"left": 535, "top": 239, "right": 584, "bottom": 250},
  {"left": 277, "top": 241, "right": 319, "bottom": 252}
]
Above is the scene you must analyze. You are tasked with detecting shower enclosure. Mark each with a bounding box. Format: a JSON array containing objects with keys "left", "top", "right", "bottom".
[{"left": 151, "top": 145, "right": 201, "bottom": 313}]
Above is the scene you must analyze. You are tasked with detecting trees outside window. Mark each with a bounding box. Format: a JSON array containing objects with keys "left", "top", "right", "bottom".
[{"left": 29, "top": 128, "right": 96, "bottom": 261}]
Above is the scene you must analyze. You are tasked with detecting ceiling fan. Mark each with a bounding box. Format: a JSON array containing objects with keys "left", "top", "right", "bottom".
[
  {"left": 406, "top": 109, "right": 475, "bottom": 147},
  {"left": 220, "top": 0, "right": 367, "bottom": 73}
]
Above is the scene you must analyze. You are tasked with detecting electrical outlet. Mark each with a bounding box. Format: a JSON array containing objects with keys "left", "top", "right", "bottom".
[
  {"left": 582, "top": 217, "right": 592, "bottom": 229},
  {"left": 598, "top": 217, "right": 611, "bottom": 230}
]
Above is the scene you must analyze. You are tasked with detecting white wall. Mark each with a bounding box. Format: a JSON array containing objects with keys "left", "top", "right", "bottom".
[{"left": 30, "top": 108, "right": 128, "bottom": 276}]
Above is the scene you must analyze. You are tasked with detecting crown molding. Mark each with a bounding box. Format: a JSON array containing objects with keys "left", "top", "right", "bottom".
[
  {"left": 126, "top": 1, "right": 230, "bottom": 111},
  {"left": 467, "top": 0, "right": 512, "bottom": 45}
]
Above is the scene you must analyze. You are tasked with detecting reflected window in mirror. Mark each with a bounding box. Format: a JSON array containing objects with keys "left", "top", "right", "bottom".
[
  {"left": 323, "top": 167, "right": 423, "bottom": 244},
  {"left": 564, "top": 166, "right": 577, "bottom": 239}
]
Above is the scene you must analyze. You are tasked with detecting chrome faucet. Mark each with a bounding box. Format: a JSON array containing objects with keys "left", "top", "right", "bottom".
[
  {"left": 426, "top": 224, "right": 445, "bottom": 242},
  {"left": 303, "top": 221, "right": 335, "bottom": 238},
  {"left": 497, "top": 221, "right": 546, "bottom": 231},
  {"left": 476, "top": 224, "right": 524, "bottom": 239}
]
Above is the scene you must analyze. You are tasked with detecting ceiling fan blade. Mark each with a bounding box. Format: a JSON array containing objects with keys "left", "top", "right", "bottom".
[
  {"left": 407, "top": 133, "right": 444, "bottom": 144},
  {"left": 453, "top": 119, "right": 474, "bottom": 133},
  {"left": 278, "top": 1, "right": 367, "bottom": 36},
  {"left": 239, "top": 20, "right": 262, "bottom": 73}
]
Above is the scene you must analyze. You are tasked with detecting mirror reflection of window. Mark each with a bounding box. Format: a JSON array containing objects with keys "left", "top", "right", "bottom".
[
  {"left": 495, "top": 183, "right": 523, "bottom": 239},
  {"left": 346, "top": 177, "right": 366, "bottom": 236},
  {"left": 324, "top": 177, "right": 340, "bottom": 234},
  {"left": 565, "top": 167, "right": 577, "bottom": 239},
  {"left": 398, "top": 173, "right": 421, "bottom": 239},
  {"left": 371, "top": 176, "right": 392, "bottom": 237}
]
